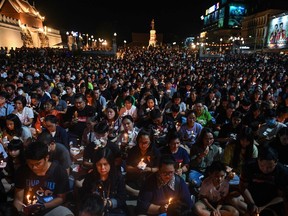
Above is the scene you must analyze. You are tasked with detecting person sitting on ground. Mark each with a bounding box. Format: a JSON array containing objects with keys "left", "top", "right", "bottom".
[
  {"left": 238, "top": 143, "right": 288, "bottom": 216},
  {"left": 136, "top": 154, "right": 193, "bottom": 216},
  {"left": 13, "top": 141, "right": 74, "bottom": 216},
  {"left": 194, "top": 161, "right": 239, "bottom": 216}
]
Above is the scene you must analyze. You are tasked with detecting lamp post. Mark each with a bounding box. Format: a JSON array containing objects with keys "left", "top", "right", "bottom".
[
  {"left": 112, "top": 32, "right": 117, "bottom": 54},
  {"left": 219, "top": 38, "right": 223, "bottom": 53}
]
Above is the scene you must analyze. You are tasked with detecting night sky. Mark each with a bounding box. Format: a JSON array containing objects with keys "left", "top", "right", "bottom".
[{"left": 34, "top": 0, "right": 215, "bottom": 43}]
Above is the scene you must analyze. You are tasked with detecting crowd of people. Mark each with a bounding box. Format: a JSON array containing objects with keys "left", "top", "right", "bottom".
[{"left": 0, "top": 46, "right": 288, "bottom": 216}]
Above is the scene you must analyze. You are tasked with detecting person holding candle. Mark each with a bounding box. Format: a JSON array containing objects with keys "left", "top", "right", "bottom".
[
  {"left": 103, "top": 101, "right": 121, "bottom": 142},
  {"left": 136, "top": 154, "right": 193, "bottom": 215},
  {"left": 82, "top": 121, "right": 121, "bottom": 170},
  {"left": 160, "top": 131, "right": 190, "bottom": 182},
  {"left": 13, "top": 141, "right": 74, "bottom": 216},
  {"left": 125, "top": 128, "right": 161, "bottom": 198},
  {"left": 117, "top": 115, "right": 139, "bottom": 159},
  {"left": 79, "top": 147, "right": 128, "bottom": 216},
  {"left": 179, "top": 110, "right": 203, "bottom": 150},
  {"left": 3, "top": 114, "right": 32, "bottom": 148},
  {"left": 1, "top": 139, "right": 25, "bottom": 202},
  {"left": 62, "top": 93, "right": 98, "bottom": 145},
  {"left": 33, "top": 99, "right": 61, "bottom": 135}
]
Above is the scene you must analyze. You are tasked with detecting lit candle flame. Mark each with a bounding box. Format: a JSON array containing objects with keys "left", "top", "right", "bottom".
[
  {"left": 141, "top": 158, "right": 144, "bottom": 162},
  {"left": 168, "top": 198, "right": 172, "bottom": 205},
  {"left": 26, "top": 194, "right": 31, "bottom": 205},
  {"left": 179, "top": 163, "right": 182, "bottom": 169}
]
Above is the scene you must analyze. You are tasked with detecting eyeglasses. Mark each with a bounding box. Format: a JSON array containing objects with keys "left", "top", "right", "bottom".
[{"left": 160, "top": 171, "right": 174, "bottom": 176}]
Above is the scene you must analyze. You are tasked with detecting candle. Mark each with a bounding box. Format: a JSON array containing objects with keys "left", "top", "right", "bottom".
[
  {"left": 141, "top": 158, "right": 144, "bottom": 162},
  {"left": 122, "top": 133, "right": 128, "bottom": 143},
  {"left": 179, "top": 163, "right": 182, "bottom": 169},
  {"left": 32, "top": 196, "right": 37, "bottom": 204},
  {"left": 26, "top": 194, "right": 31, "bottom": 205},
  {"left": 168, "top": 198, "right": 172, "bottom": 205}
]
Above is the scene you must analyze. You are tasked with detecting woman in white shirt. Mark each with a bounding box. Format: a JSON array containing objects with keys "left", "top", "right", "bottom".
[{"left": 12, "top": 95, "right": 34, "bottom": 127}]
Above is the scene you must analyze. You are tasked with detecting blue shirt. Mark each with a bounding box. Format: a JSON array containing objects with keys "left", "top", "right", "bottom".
[{"left": 0, "top": 103, "right": 14, "bottom": 117}]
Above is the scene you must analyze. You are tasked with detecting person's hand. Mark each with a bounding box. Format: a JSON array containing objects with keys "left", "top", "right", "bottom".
[
  {"left": 247, "top": 203, "right": 258, "bottom": 215},
  {"left": 23, "top": 203, "right": 45, "bottom": 215},
  {"left": 176, "top": 168, "right": 183, "bottom": 176},
  {"left": 211, "top": 209, "right": 221, "bottom": 216}
]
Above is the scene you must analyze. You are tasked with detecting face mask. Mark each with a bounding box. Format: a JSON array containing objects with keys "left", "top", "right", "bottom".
[
  {"left": 17, "top": 90, "right": 23, "bottom": 95},
  {"left": 266, "top": 119, "right": 276, "bottom": 127}
]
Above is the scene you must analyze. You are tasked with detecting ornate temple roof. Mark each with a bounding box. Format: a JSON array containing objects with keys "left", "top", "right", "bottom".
[{"left": 0, "top": 0, "right": 44, "bottom": 20}]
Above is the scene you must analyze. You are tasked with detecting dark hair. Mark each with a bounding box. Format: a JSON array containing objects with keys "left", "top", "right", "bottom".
[
  {"left": 44, "top": 114, "right": 58, "bottom": 124},
  {"left": 14, "top": 95, "right": 27, "bottom": 107},
  {"left": 149, "top": 108, "right": 162, "bottom": 119},
  {"left": 74, "top": 92, "right": 86, "bottom": 102},
  {"left": 105, "top": 101, "right": 119, "bottom": 120},
  {"left": 136, "top": 128, "right": 153, "bottom": 145},
  {"left": 258, "top": 143, "right": 278, "bottom": 162},
  {"left": 44, "top": 99, "right": 56, "bottom": 107},
  {"left": 5, "top": 114, "right": 23, "bottom": 137},
  {"left": 171, "top": 104, "right": 180, "bottom": 113},
  {"left": 7, "top": 138, "right": 24, "bottom": 151},
  {"left": 92, "top": 148, "right": 118, "bottom": 185},
  {"left": 172, "top": 92, "right": 182, "bottom": 102},
  {"left": 124, "top": 95, "right": 134, "bottom": 104},
  {"left": 206, "top": 161, "right": 226, "bottom": 175},
  {"left": 159, "top": 154, "right": 176, "bottom": 168},
  {"left": 0, "top": 91, "right": 8, "bottom": 99},
  {"left": 79, "top": 194, "right": 105, "bottom": 216},
  {"left": 94, "top": 121, "right": 109, "bottom": 134},
  {"left": 50, "top": 88, "right": 61, "bottom": 97},
  {"left": 195, "top": 127, "right": 214, "bottom": 147},
  {"left": 122, "top": 115, "right": 134, "bottom": 123},
  {"left": 167, "top": 131, "right": 181, "bottom": 144},
  {"left": 25, "top": 141, "right": 49, "bottom": 160},
  {"left": 36, "top": 131, "right": 54, "bottom": 146}
]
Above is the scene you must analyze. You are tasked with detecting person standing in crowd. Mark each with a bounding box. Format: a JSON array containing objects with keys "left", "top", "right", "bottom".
[
  {"left": 13, "top": 141, "right": 74, "bottom": 216},
  {"left": 136, "top": 154, "right": 193, "bottom": 215}
]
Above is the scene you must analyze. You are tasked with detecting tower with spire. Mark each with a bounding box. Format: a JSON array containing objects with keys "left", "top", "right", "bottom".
[{"left": 148, "top": 19, "right": 156, "bottom": 47}]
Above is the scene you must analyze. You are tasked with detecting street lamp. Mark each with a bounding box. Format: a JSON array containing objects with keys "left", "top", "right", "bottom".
[
  {"left": 112, "top": 33, "right": 117, "bottom": 53},
  {"left": 219, "top": 38, "right": 223, "bottom": 53}
]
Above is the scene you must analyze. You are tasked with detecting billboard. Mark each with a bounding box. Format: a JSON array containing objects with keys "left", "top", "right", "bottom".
[
  {"left": 267, "top": 15, "right": 288, "bottom": 49},
  {"left": 228, "top": 4, "right": 246, "bottom": 27}
]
